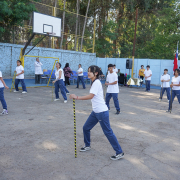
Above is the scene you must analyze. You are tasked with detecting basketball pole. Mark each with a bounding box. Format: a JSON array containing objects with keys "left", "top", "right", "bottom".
[{"left": 73, "top": 99, "right": 77, "bottom": 158}]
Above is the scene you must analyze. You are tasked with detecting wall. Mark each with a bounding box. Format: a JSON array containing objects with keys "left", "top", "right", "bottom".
[
  {"left": 0, "top": 43, "right": 96, "bottom": 77},
  {"left": 96, "top": 58, "right": 180, "bottom": 85}
]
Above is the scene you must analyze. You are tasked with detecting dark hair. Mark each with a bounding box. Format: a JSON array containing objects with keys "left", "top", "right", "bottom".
[
  {"left": 17, "top": 60, "right": 21, "bottom": 64},
  {"left": 56, "top": 62, "right": 61, "bottom": 68},
  {"left": 174, "top": 69, "right": 180, "bottom": 74},
  {"left": 88, "top": 65, "right": 100, "bottom": 84},
  {"left": 141, "top": 65, "right": 144, "bottom": 67},
  {"left": 114, "top": 64, "right": 116, "bottom": 66},
  {"left": 146, "top": 65, "right": 150, "bottom": 68},
  {"left": 65, "top": 63, "right": 69, "bottom": 68},
  {"left": 164, "top": 69, "right": 168, "bottom": 71},
  {"left": 79, "top": 64, "right": 82, "bottom": 67},
  {"left": 108, "top": 64, "right": 114, "bottom": 68}
]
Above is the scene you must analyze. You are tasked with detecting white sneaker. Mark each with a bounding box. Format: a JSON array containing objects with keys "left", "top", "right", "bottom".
[
  {"left": 1, "top": 109, "right": 8, "bottom": 115},
  {"left": 64, "top": 100, "right": 67, "bottom": 103},
  {"left": 66, "top": 93, "right": 70, "bottom": 95},
  {"left": 22, "top": 91, "right": 27, "bottom": 94},
  {"left": 14, "top": 90, "right": 19, "bottom": 92},
  {"left": 168, "top": 100, "right": 169, "bottom": 103},
  {"left": 54, "top": 99, "right": 60, "bottom": 101}
]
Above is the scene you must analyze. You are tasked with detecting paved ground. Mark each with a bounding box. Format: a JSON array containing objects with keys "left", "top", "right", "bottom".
[{"left": 0, "top": 85, "right": 180, "bottom": 180}]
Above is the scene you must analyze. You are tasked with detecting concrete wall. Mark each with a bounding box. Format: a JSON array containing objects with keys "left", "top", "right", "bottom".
[
  {"left": 0, "top": 43, "right": 96, "bottom": 77},
  {"left": 96, "top": 58, "right": 180, "bottom": 85}
]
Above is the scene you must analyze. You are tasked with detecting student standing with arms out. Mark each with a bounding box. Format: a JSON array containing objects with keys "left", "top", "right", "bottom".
[
  {"left": 76, "top": 64, "right": 86, "bottom": 89},
  {"left": 69, "top": 65, "right": 124, "bottom": 160},
  {"left": 167, "top": 69, "right": 180, "bottom": 112},
  {"left": 63, "top": 63, "right": 73, "bottom": 86},
  {"left": 144, "top": 65, "right": 152, "bottom": 92},
  {"left": 138, "top": 65, "right": 145, "bottom": 86},
  {"left": 53, "top": 62, "right": 68, "bottom": 103},
  {"left": 159, "top": 69, "right": 170, "bottom": 102},
  {"left": 0, "top": 70, "right": 9, "bottom": 115},
  {"left": 14, "top": 60, "right": 27, "bottom": 93},
  {"left": 105, "top": 64, "right": 121, "bottom": 114},
  {"left": 34, "top": 58, "right": 43, "bottom": 84}
]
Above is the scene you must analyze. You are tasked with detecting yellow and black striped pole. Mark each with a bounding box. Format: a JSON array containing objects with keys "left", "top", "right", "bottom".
[{"left": 73, "top": 99, "right": 77, "bottom": 158}]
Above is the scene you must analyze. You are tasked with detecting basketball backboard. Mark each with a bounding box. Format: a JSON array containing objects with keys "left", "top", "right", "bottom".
[{"left": 33, "top": 12, "right": 61, "bottom": 37}]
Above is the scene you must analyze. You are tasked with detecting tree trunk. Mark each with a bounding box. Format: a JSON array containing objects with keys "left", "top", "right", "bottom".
[{"left": 60, "top": 0, "right": 66, "bottom": 49}]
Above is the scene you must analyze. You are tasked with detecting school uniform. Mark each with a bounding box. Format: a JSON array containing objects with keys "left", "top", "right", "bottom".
[
  {"left": 113, "top": 68, "right": 118, "bottom": 73},
  {"left": 139, "top": 69, "right": 145, "bottom": 86},
  {"left": 54, "top": 69, "right": 67, "bottom": 100},
  {"left": 144, "top": 69, "right": 152, "bottom": 91},
  {"left": 83, "top": 79, "right": 123, "bottom": 155},
  {"left": 168, "top": 76, "right": 180, "bottom": 110},
  {"left": 34, "top": 61, "right": 43, "bottom": 84},
  {"left": 76, "top": 67, "right": 86, "bottom": 89},
  {"left": 0, "top": 71, "right": 7, "bottom": 110},
  {"left": 105, "top": 72, "right": 120, "bottom": 112},
  {"left": 160, "top": 74, "right": 170, "bottom": 100},
  {"left": 15, "top": 65, "right": 27, "bottom": 92}
]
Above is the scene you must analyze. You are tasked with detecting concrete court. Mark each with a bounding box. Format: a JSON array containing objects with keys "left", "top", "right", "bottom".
[{"left": 0, "top": 85, "right": 180, "bottom": 180}]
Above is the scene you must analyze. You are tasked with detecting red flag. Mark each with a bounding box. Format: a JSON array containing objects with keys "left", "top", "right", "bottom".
[{"left": 173, "top": 45, "right": 178, "bottom": 71}]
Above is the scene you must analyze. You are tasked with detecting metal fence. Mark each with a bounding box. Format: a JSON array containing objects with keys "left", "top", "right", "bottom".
[{"left": 0, "top": 1, "right": 96, "bottom": 53}]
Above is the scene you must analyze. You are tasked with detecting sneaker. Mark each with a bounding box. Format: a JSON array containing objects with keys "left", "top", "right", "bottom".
[
  {"left": 159, "top": 98, "right": 162, "bottom": 101},
  {"left": 14, "top": 90, "right": 19, "bottom": 92},
  {"left": 115, "top": 111, "right": 121, "bottom": 115},
  {"left": 54, "top": 98, "right": 60, "bottom": 101},
  {"left": 64, "top": 100, "right": 67, "bottom": 103},
  {"left": 66, "top": 92, "right": 70, "bottom": 95},
  {"left": 168, "top": 100, "right": 169, "bottom": 103},
  {"left": 80, "top": 146, "right": 91, "bottom": 152},
  {"left": 166, "top": 110, "right": 170, "bottom": 113},
  {"left": 22, "top": 91, "right": 27, "bottom": 94},
  {"left": 110, "top": 152, "right": 124, "bottom": 160},
  {"left": 1, "top": 109, "right": 8, "bottom": 115}
]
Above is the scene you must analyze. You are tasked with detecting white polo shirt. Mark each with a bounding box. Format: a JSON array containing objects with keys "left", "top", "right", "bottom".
[
  {"left": 144, "top": 69, "right": 152, "bottom": 80},
  {"left": 113, "top": 68, "right": 118, "bottom": 73},
  {"left": 77, "top": 68, "right": 83, "bottom": 76},
  {"left": 106, "top": 72, "right": 119, "bottom": 93},
  {"left": 55, "top": 69, "right": 64, "bottom": 80},
  {"left": 0, "top": 71, "right": 4, "bottom": 88},
  {"left": 16, "top": 65, "right": 24, "bottom": 79},
  {"left": 172, "top": 76, "right": 180, "bottom": 90},
  {"left": 90, "top": 79, "right": 108, "bottom": 113},
  {"left": 160, "top": 74, "right": 170, "bottom": 88}
]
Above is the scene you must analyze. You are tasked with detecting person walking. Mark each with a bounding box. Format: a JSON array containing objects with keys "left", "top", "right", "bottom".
[
  {"left": 138, "top": 65, "right": 145, "bottom": 86},
  {"left": 105, "top": 64, "right": 121, "bottom": 114},
  {"left": 14, "top": 60, "right": 27, "bottom": 93},
  {"left": 34, "top": 58, "right": 43, "bottom": 84},
  {"left": 69, "top": 65, "right": 124, "bottom": 160},
  {"left": 76, "top": 64, "right": 86, "bottom": 89},
  {"left": 63, "top": 63, "right": 73, "bottom": 86},
  {"left": 144, "top": 65, "right": 152, "bottom": 92},
  {"left": 159, "top": 69, "right": 170, "bottom": 102},
  {"left": 166, "top": 69, "right": 180, "bottom": 112}
]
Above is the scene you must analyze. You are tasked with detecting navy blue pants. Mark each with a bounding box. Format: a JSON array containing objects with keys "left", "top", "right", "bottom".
[
  {"left": 106, "top": 93, "right": 120, "bottom": 111},
  {"left": 160, "top": 87, "right": 170, "bottom": 100},
  {"left": 55, "top": 79, "right": 67, "bottom": 100},
  {"left": 145, "top": 80, "right": 151, "bottom": 91},
  {"left": 0, "top": 87, "right": 7, "bottom": 110},
  {"left": 77, "top": 76, "right": 86, "bottom": 89},
  {"left": 83, "top": 111, "right": 123, "bottom": 155},
  {"left": 168, "top": 90, "right": 180, "bottom": 110},
  {"left": 15, "top": 79, "right": 27, "bottom": 92}
]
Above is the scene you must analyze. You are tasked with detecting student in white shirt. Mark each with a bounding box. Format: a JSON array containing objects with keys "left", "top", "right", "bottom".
[
  {"left": 14, "top": 60, "right": 27, "bottom": 93},
  {"left": 69, "top": 65, "right": 124, "bottom": 160},
  {"left": 105, "top": 64, "right": 120, "bottom": 114},
  {"left": 76, "top": 64, "right": 86, "bottom": 89},
  {"left": 52, "top": 62, "right": 68, "bottom": 103},
  {"left": 0, "top": 71, "right": 9, "bottom": 115},
  {"left": 34, "top": 58, "right": 43, "bottom": 84},
  {"left": 159, "top": 69, "right": 170, "bottom": 101},
  {"left": 113, "top": 64, "right": 118, "bottom": 74},
  {"left": 167, "top": 69, "right": 180, "bottom": 112},
  {"left": 144, "top": 65, "right": 152, "bottom": 92}
]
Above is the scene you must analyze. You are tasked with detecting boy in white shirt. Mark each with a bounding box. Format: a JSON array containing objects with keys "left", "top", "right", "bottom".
[
  {"left": 14, "top": 60, "right": 27, "bottom": 93},
  {"left": 76, "top": 64, "right": 86, "bottom": 89},
  {"left": 34, "top": 58, "right": 43, "bottom": 84},
  {"left": 113, "top": 64, "right": 118, "bottom": 74},
  {"left": 105, "top": 64, "right": 120, "bottom": 114},
  {"left": 144, "top": 65, "right": 152, "bottom": 92},
  {"left": 0, "top": 71, "right": 9, "bottom": 115},
  {"left": 159, "top": 69, "right": 170, "bottom": 101},
  {"left": 167, "top": 69, "right": 180, "bottom": 112}
]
